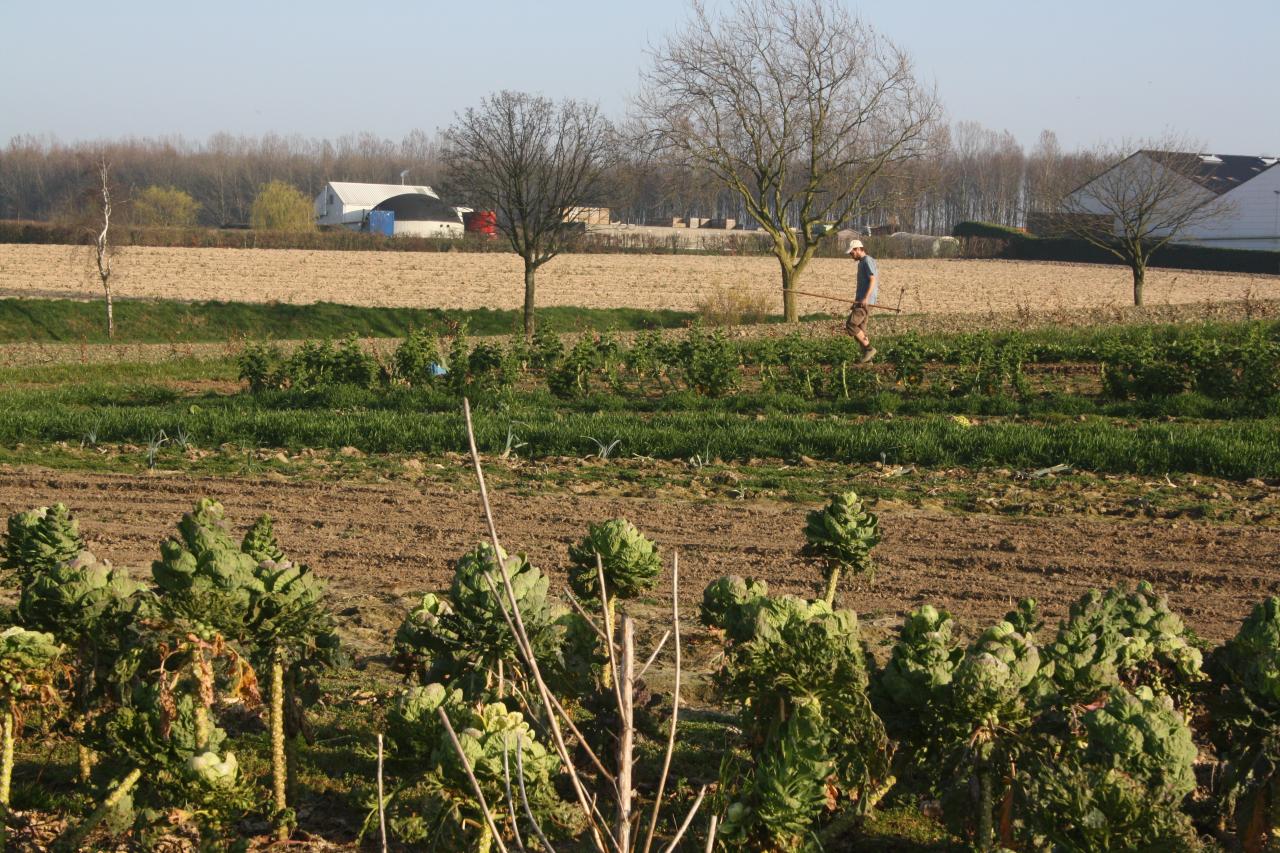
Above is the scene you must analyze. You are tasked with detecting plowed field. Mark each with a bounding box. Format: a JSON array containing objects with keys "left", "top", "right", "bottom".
[
  {"left": 2, "top": 244, "right": 1276, "bottom": 315},
  {"left": 4, "top": 466, "right": 1275, "bottom": 647}
]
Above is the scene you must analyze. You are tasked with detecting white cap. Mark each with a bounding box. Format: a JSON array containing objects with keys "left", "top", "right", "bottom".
[{"left": 845, "top": 239, "right": 864, "bottom": 254}]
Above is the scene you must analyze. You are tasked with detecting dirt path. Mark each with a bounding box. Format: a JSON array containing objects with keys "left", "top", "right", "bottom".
[{"left": 3, "top": 466, "right": 1276, "bottom": 645}]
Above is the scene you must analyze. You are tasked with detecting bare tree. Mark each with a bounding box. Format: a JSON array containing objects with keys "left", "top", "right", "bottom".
[
  {"left": 1059, "top": 136, "right": 1231, "bottom": 305},
  {"left": 91, "top": 157, "right": 116, "bottom": 338},
  {"left": 445, "top": 92, "right": 616, "bottom": 339},
  {"left": 638, "top": 0, "right": 940, "bottom": 321}
]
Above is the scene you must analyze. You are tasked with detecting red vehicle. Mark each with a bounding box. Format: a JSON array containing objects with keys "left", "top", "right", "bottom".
[{"left": 463, "top": 210, "right": 498, "bottom": 238}]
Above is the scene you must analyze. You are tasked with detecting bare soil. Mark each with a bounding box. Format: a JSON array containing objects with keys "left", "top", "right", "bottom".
[
  {"left": 3, "top": 466, "right": 1275, "bottom": 646},
  {"left": 3, "top": 244, "right": 1277, "bottom": 315}
]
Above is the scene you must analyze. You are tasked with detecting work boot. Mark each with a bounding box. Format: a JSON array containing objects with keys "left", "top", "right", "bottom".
[{"left": 859, "top": 346, "right": 877, "bottom": 364}]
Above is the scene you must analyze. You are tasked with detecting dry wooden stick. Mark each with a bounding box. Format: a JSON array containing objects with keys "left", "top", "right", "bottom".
[
  {"left": 515, "top": 732, "right": 558, "bottom": 853},
  {"left": 463, "top": 399, "right": 612, "bottom": 853},
  {"left": 501, "top": 740, "right": 528, "bottom": 853},
  {"left": 439, "top": 707, "right": 510, "bottom": 853},
  {"left": 507, "top": 678, "right": 618, "bottom": 789},
  {"left": 564, "top": 590, "right": 616, "bottom": 649},
  {"left": 597, "top": 556, "right": 627, "bottom": 722},
  {"left": 661, "top": 785, "right": 708, "bottom": 853},
  {"left": 703, "top": 814, "right": 719, "bottom": 853},
  {"left": 637, "top": 631, "right": 672, "bottom": 680},
  {"left": 641, "top": 552, "right": 683, "bottom": 853},
  {"left": 616, "top": 617, "right": 636, "bottom": 852}
]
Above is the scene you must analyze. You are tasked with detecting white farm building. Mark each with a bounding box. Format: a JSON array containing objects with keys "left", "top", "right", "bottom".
[
  {"left": 314, "top": 182, "right": 464, "bottom": 238},
  {"left": 1068, "top": 151, "right": 1280, "bottom": 251}
]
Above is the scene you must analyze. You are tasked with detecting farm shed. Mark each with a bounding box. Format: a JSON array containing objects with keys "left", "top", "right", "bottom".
[
  {"left": 564, "top": 206, "right": 611, "bottom": 225},
  {"left": 1067, "top": 151, "right": 1280, "bottom": 250},
  {"left": 313, "top": 182, "right": 464, "bottom": 238}
]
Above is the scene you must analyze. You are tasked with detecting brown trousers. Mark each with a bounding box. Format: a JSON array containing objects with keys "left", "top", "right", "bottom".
[{"left": 844, "top": 304, "right": 869, "bottom": 336}]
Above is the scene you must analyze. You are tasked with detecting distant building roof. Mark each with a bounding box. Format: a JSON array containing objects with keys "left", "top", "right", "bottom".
[
  {"left": 326, "top": 182, "right": 442, "bottom": 207},
  {"left": 1142, "top": 151, "right": 1279, "bottom": 195}
]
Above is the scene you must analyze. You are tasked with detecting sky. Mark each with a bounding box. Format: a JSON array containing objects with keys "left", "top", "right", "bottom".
[{"left": 4, "top": 0, "right": 1277, "bottom": 154}]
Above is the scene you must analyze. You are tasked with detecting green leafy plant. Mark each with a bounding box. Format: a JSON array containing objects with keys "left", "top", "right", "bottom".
[
  {"left": 548, "top": 335, "right": 599, "bottom": 399},
  {"left": 64, "top": 627, "right": 260, "bottom": 850},
  {"left": 1043, "top": 582, "right": 1205, "bottom": 708},
  {"left": 717, "top": 697, "right": 831, "bottom": 852},
  {"left": 873, "top": 604, "right": 963, "bottom": 777},
  {"left": 0, "top": 626, "right": 63, "bottom": 846},
  {"left": 2, "top": 504, "right": 86, "bottom": 586},
  {"left": 381, "top": 682, "right": 578, "bottom": 850},
  {"left": 5, "top": 505, "right": 142, "bottom": 785},
  {"left": 708, "top": 585, "right": 891, "bottom": 848},
  {"left": 395, "top": 543, "right": 575, "bottom": 697},
  {"left": 884, "top": 331, "right": 927, "bottom": 385},
  {"left": 332, "top": 333, "right": 378, "bottom": 387},
  {"left": 151, "top": 498, "right": 265, "bottom": 640},
  {"left": 698, "top": 574, "right": 769, "bottom": 642},
  {"left": 1209, "top": 597, "right": 1280, "bottom": 850},
  {"left": 1017, "top": 685, "right": 1199, "bottom": 851},
  {"left": 567, "top": 518, "right": 661, "bottom": 609},
  {"left": 678, "top": 324, "right": 738, "bottom": 397},
  {"left": 1020, "top": 762, "right": 1201, "bottom": 852},
  {"left": 802, "top": 490, "right": 881, "bottom": 604},
  {"left": 940, "top": 616, "right": 1044, "bottom": 849},
  {"left": 394, "top": 327, "right": 443, "bottom": 387},
  {"left": 240, "top": 514, "right": 340, "bottom": 840},
  {"left": 237, "top": 341, "right": 284, "bottom": 392}
]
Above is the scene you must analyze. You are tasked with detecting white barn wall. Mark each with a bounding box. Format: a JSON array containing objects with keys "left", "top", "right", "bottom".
[
  {"left": 313, "top": 182, "right": 462, "bottom": 236},
  {"left": 1186, "top": 164, "right": 1280, "bottom": 249},
  {"left": 395, "top": 221, "right": 465, "bottom": 238},
  {"left": 1070, "top": 153, "right": 1216, "bottom": 240}
]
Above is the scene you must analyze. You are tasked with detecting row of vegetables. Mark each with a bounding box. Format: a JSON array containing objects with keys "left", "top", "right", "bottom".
[
  {"left": 2, "top": 493, "right": 1280, "bottom": 850},
  {"left": 238, "top": 320, "right": 1280, "bottom": 404}
]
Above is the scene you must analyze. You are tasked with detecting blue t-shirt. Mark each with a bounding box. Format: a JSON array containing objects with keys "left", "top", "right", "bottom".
[{"left": 856, "top": 256, "right": 878, "bottom": 304}]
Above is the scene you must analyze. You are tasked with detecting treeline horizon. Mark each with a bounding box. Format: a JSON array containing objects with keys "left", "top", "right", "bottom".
[{"left": 0, "top": 122, "right": 1106, "bottom": 236}]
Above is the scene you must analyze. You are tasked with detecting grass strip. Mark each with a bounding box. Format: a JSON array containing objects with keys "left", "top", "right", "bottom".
[
  {"left": 0, "top": 400, "right": 1275, "bottom": 480},
  {"left": 0, "top": 299, "right": 708, "bottom": 343}
]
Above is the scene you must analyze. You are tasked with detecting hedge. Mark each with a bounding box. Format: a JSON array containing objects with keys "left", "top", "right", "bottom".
[{"left": 952, "top": 220, "right": 1280, "bottom": 276}]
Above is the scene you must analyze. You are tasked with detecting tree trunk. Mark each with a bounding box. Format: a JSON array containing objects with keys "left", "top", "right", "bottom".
[
  {"left": 271, "top": 652, "right": 288, "bottom": 842},
  {"left": 779, "top": 260, "right": 798, "bottom": 323},
  {"left": 1131, "top": 261, "right": 1145, "bottom": 306},
  {"left": 523, "top": 264, "right": 537, "bottom": 341},
  {"left": 103, "top": 284, "right": 114, "bottom": 338}
]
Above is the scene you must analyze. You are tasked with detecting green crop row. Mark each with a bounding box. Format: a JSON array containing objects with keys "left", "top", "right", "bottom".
[
  {"left": 1, "top": 391, "right": 1277, "bottom": 479},
  {"left": 234, "top": 318, "right": 1280, "bottom": 408}
]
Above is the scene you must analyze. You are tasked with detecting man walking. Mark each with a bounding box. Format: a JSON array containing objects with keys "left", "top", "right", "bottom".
[{"left": 844, "top": 239, "right": 878, "bottom": 362}]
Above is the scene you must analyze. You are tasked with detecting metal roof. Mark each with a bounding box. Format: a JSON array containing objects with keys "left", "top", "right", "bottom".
[
  {"left": 1142, "top": 151, "right": 1279, "bottom": 196},
  {"left": 326, "top": 182, "right": 442, "bottom": 207}
]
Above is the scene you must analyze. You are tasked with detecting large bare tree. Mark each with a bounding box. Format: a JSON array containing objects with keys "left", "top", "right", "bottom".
[
  {"left": 444, "top": 91, "right": 615, "bottom": 339},
  {"left": 1059, "top": 136, "right": 1231, "bottom": 305},
  {"left": 638, "top": 0, "right": 941, "bottom": 321}
]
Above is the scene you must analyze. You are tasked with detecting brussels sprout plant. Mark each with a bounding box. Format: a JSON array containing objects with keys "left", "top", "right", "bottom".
[{"left": 802, "top": 490, "right": 881, "bottom": 604}]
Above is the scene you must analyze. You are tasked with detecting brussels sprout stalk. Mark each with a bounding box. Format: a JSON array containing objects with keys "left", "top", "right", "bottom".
[
  {"left": 1, "top": 710, "right": 12, "bottom": 849},
  {"left": 271, "top": 650, "right": 288, "bottom": 842},
  {"left": 802, "top": 491, "right": 880, "bottom": 606},
  {"left": 976, "top": 761, "right": 994, "bottom": 851},
  {"left": 55, "top": 767, "right": 142, "bottom": 852},
  {"left": 823, "top": 568, "right": 842, "bottom": 609}
]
